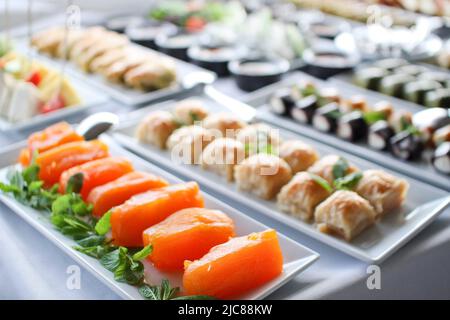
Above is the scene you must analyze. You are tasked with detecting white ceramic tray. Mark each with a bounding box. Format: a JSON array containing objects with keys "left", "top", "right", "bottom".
[
  {"left": 0, "top": 136, "right": 319, "bottom": 300},
  {"left": 111, "top": 89, "right": 450, "bottom": 263}
]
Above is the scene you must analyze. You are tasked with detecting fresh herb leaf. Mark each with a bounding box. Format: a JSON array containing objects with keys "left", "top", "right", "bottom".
[
  {"left": 363, "top": 111, "right": 386, "bottom": 125},
  {"left": 334, "top": 172, "right": 363, "bottom": 190},
  {"left": 100, "top": 247, "right": 128, "bottom": 272},
  {"left": 22, "top": 164, "right": 40, "bottom": 185},
  {"left": 332, "top": 157, "right": 349, "bottom": 180},
  {"left": 95, "top": 210, "right": 112, "bottom": 235},
  {"left": 66, "top": 173, "right": 84, "bottom": 194},
  {"left": 132, "top": 244, "right": 153, "bottom": 261},
  {"left": 309, "top": 173, "right": 333, "bottom": 193},
  {"left": 139, "top": 279, "right": 180, "bottom": 300},
  {"left": 172, "top": 295, "right": 217, "bottom": 300}
]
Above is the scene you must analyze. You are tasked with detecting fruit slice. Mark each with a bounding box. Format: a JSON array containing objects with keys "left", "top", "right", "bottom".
[
  {"left": 143, "top": 208, "right": 235, "bottom": 271},
  {"left": 111, "top": 182, "right": 204, "bottom": 247},
  {"left": 87, "top": 171, "right": 169, "bottom": 217},
  {"left": 19, "top": 122, "right": 84, "bottom": 166},
  {"left": 36, "top": 140, "right": 109, "bottom": 185},
  {"left": 183, "top": 229, "right": 283, "bottom": 299},
  {"left": 59, "top": 157, "right": 133, "bottom": 199}
]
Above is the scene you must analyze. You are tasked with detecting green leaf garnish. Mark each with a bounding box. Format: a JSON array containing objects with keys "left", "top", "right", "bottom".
[
  {"left": 332, "top": 157, "right": 349, "bottom": 180},
  {"left": 132, "top": 245, "right": 153, "bottom": 261},
  {"left": 95, "top": 210, "right": 112, "bottom": 235},
  {"left": 334, "top": 172, "right": 363, "bottom": 190},
  {"left": 309, "top": 173, "right": 333, "bottom": 193},
  {"left": 139, "top": 280, "right": 216, "bottom": 300},
  {"left": 363, "top": 111, "right": 386, "bottom": 125}
]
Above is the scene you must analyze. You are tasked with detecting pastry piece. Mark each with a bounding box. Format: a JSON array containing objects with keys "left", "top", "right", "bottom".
[
  {"left": 173, "top": 99, "right": 209, "bottom": 125},
  {"left": 202, "top": 112, "right": 247, "bottom": 138},
  {"left": 135, "top": 110, "right": 177, "bottom": 149},
  {"left": 200, "top": 138, "right": 246, "bottom": 182},
  {"left": 314, "top": 190, "right": 377, "bottom": 241},
  {"left": 234, "top": 154, "right": 292, "bottom": 200},
  {"left": 278, "top": 140, "right": 318, "bottom": 174},
  {"left": 277, "top": 172, "right": 331, "bottom": 221},
  {"left": 236, "top": 123, "right": 282, "bottom": 155},
  {"left": 355, "top": 169, "right": 409, "bottom": 216},
  {"left": 123, "top": 58, "right": 176, "bottom": 90},
  {"left": 307, "top": 154, "right": 359, "bottom": 185}
]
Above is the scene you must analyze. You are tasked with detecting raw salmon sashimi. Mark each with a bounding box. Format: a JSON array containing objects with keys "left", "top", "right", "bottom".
[
  {"left": 19, "top": 122, "right": 84, "bottom": 166},
  {"left": 87, "top": 171, "right": 169, "bottom": 217},
  {"left": 36, "top": 140, "right": 109, "bottom": 185},
  {"left": 143, "top": 208, "right": 235, "bottom": 271},
  {"left": 59, "top": 157, "right": 134, "bottom": 199},
  {"left": 111, "top": 182, "right": 204, "bottom": 247},
  {"left": 183, "top": 229, "right": 283, "bottom": 299}
]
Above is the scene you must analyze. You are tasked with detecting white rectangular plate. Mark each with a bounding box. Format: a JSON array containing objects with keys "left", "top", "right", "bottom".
[
  {"left": 0, "top": 136, "right": 319, "bottom": 300},
  {"left": 244, "top": 72, "right": 450, "bottom": 192},
  {"left": 17, "top": 40, "right": 216, "bottom": 106},
  {"left": 112, "top": 92, "right": 450, "bottom": 264},
  {"left": 0, "top": 73, "right": 108, "bottom": 132}
]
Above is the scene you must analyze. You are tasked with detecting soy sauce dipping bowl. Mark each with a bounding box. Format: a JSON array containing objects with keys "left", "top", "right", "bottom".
[
  {"left": 228, "top": 58, "right": 290, "bottom": 92},
  {"left": 126, "top": 20, "right": 177, "bottom": 50},
  {"left": 303, "top": 48, "right": 359, "bottom": 79},
  {"left": 188, "top": 45, "right": 246, "bottom": 77},
  {"left": 155, "top": 30, "right": 199, "bottom": 61},
  {"left": 105, "top": 15, "right": 145, "bottom": 34}
]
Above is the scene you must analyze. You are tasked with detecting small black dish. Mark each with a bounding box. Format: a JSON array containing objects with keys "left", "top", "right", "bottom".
[
  {"left": 105, "top": 15, "right": 145, "bottom": 34},
  {"left": 308, "top": 20, "right": 350, "bottom": 40},
  {"left": 155, "top": 30, "right": 198, "bottom": 61},
  {"left": 228, "top": 58, "right": 290, "bottom": 92},
  {"left": 187, "top": 45, "right": 246, "bottom": 77},
  {"left": 302, "top": 48, "right": 359, "bottom": 79},
  {"left": 126, "top": 20, "right": 177, "bottom": 50}
]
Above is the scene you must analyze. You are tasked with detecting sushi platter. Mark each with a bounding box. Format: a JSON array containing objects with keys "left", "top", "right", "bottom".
[
  {"left": 245, "top": 72, "right": 450, "bottom": 191},
  {"left": 0, "top": 132, "right": 319, "bottom": 300},
  {"left": 111, "top": 84, "right": 450, "bottom": 263}
]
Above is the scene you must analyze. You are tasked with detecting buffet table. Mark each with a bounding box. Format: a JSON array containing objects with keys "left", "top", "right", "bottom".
[{"left": 1, "top": 7, "right": 449, "bottom": 301}]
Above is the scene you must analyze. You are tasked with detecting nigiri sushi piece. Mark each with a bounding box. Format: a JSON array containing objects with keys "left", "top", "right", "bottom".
[
  {"left": 142, "top": 208, "right": 235, "bottom": 271},
  {"left": 183, "top": 229, "right": 283, "bottom": 299},
  {"left": 111, "top": 182, "right": 204, "bottom": 247},
  {"left": 87, "top": 171, "right": 169, "bottom": 217},
  {"left": 36, "top": 140, "right": 109, "bottom": 186},
  {"left": 355, "top": 170, "right": 409, "bottom": 216},
  {"left": 59, "top": 157, "right": 133, "bottom": 199},
  {"left": 314, "top": 190, "right": 377, "bottom": 241}
]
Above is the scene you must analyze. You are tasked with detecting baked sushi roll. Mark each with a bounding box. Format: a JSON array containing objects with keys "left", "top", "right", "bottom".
[
  {"left": 355, "top": 169, "right": 409, "bottom": 216},
  {"left": 337, "top": 111, "right": 368, "bottom": 141},
  {"left": 173, "top": 99, "right": 209, "bottom": 125},
  {"left": 314, "top": 190, "right": 377, "bottom": 241},
  {"left": 234, "top": 154, "right": 292, "bottom": 200},
  {"left": 279, "top": 140, "right": 319, "bottom": 174},
  {"left": 312, "top": 102, "right": 341, "bottom": 133},
  {"left": 432, "top": 142, "right": 450, "bottom": 174},
  {"left": 166, "top": 125, "right": 215, "bottom": 164},
  {"left": 307, "top": 154, "right": 359, "bottom": 185},
  {"left": 200, "top": 138, "right": 246, "bottom": 182},
  {"left": 368, "top": 120, "right": 395, "bottom": 151},
  {"left": 135, "top": 110, "right": 178, "bottom": 149},
  {"left": 353, "top": 67, "right": 389, "bottom": 90},
  {"left": 277, "top": 172, "right": 332, "bottom": 222},
  {"left": 236, "top": 123, "right": 281, "bottom": 155},
  {"left": 269, "top": 88, "right": 296, "bottom": 116},
  {"left": 379, "top": 74, "right": 415, "bottom": 98},
  {"left": 425, "top": 88, "right": 450, "bottom": 108},
  {"left": 291, "top": 95, "right": 318, "bottom": 124},
  {"left": 404, "top": 80, "right": 442, "bottom": 105},
  {"left": 202, "top": 113, "right": 247, "bottom": 138},
  {"left": 390, "top": 131, "right": 424, "bottom": 160},
  {"left": 124, "top": 59, "right": 177, "bottom": 91}
]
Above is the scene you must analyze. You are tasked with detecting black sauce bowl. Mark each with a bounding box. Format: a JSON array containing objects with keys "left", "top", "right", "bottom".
[
  {"left": 302, "top": 48, "right": 359, "bottom": 79},
  {"left": 126, "top": 20, "right": 177, "bottom": 50},
  {"left": 228, "top": 58, "right": 290, "bottom": 92},
  {"left": 155, "top": 30, "right": 198, "bottom": 61},
  {"left": 105, "top": 15, "right": 145, "bottom": 34}
]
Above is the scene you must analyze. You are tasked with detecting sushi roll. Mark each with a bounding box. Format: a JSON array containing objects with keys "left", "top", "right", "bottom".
[
  {"left": 291, "top": 95, "right": 318, "bottom": 124},
  {"left": 318, "top": 87, "right": 341, "bottom": 105},
  {"left": 269, "top": 88, "right": 296, "bottom": 116},
  {"left": 412, "top": 108, "right": 450, "bottom": 144},
  {"left": 340, "top": 95, "right": 368, "bottom": 113},
  {"left": 419, "top": 71, "right": 450, "bottom": 87},
  {"left": 390, "top": 131, "right": 424, "bottom": 160},
  {"left": 368, "top": 120, "right": 395, "bottom": 151},
  {"left": 312, "top": 102, "right": 341, "bottom": 133},
  {"left": 373, "top": 58, "right": 408, "bottom": 71},
  {"left": 353, "top": 67, "right": 389, "bottom": 90},
  {"left": 432, "top": 142, "right": 450, "bottom": 174},
  {"left": 404, "top": 80, "right": 442, "bottom": 105},
  {"left": 373, "top": 101, "right": 394, "bottom": 119},
  {"left": 433, "top": 125, "right": 450, "bottom": 146},
  {"left": 379, "top": 74, "right": 415, "bottom": 98},
  {"left": 395, "top": 65, "right": 428, "bottom": 76},
  {"left": 425, "top": 88, "right": 450, "bottom": 108},
  {"left": 389, "top": 110, "right": 413, "bottom": 132},
  {"left": 337, "top": 111, "right": 368, "bottom": 141}
]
